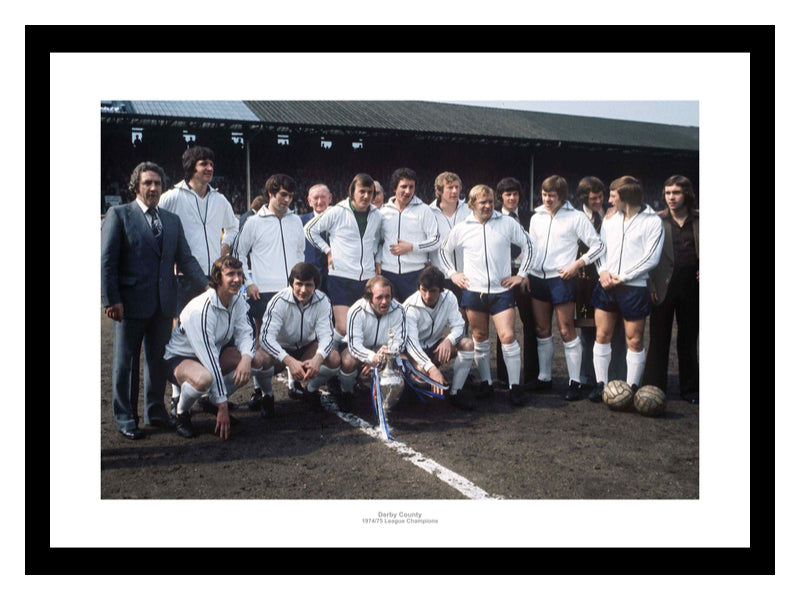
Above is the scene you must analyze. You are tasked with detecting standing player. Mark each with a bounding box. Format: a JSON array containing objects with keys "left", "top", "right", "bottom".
[
  {"left": 233, "top": 174, "right": 306, "bottom": 412},
  {"left": 159, "top": 146, "right": 239, "bottom": 412},
  {"left": 439, "top": 184, "right": 535, "bottom": 406},
  {"left": 376, "top": 167, "right": 441, "bottom": 302},
  {"left": 574, "top": 176, "right": 627, "bottom": 396},
  {"left": 589, "top": 176, "right": 665, "bottom": 400},
  {"left": 427, "top": 171, "right": 471, "bottom": 304},
  {"left": 494, "top": 176, "right": 539, "bottom": 388},
  {"left": 403, "top": 266, "right": 475, "bottom": 410},
  {"left": 252, "top": 262, "right": 341, "bottom": 416},
  {"left": 643, "top": 175, "right": 699, "bottom": 403},
  {"left": 526, "top": 175, "right": 604, "bottom": 401},
  {"left": 304, "top": 173, "right": 382, "bottom": 349},
  {"left": 338, "top": 276, "right": 408, "bottom": 411},
  {"left": 163, "top": 255, "right": 260, "bottom": 439}
]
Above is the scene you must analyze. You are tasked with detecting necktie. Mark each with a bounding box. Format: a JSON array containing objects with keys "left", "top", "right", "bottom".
[{"left": 147, "top": 207, "right": 163, "bottom": 250}]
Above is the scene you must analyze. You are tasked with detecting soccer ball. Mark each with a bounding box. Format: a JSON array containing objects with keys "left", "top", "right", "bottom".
[
  {"left": 634, "top": 385, "right": 666, "bottom": 417},
  {"left": 603, "top": 380, "right": 634, "bottom": 411}
]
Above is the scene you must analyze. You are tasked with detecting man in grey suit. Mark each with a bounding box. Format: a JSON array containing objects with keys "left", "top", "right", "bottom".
[{"left": 101, "top": 162, "right": 207, "bottom": 439}]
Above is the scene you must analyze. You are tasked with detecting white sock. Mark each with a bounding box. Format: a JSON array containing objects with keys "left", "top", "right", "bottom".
[
  {"left": 177, "top": 381, "right": 205, "bottom": 414},
  {"left": 287, "top": 369, "right": 296, "bottom": 389},
  {"left": 308, "top": 364, "right": 338, "bottom": 393},
  {"left": 252, "top": 367, "right": 274, "bottom": 396},
  {"left": 450, "top": 350, "right": 473, "bottom": 394},
  {"left": 626, "top": 348, "right": 646, "bottom": 388},
  {"left": 171, "top": 383, "right": 180, "bottom": 399},
  {"left": 564, "top": 336, "right": 583, "bottom": 385},
  {"left": 252, "top": 376, "right": 261, "bottom": 391},
  {"left": 501, "top": 341, "right": 521, "bottom": 387},
  {"left": 339, "top": 368, "right": 358, "bottom": 393},
  {"left": 593, "top": 342, "right": 612, "bottom": 385},
  {"left": 472, "top": 339, "right": 492, "bottom": 384},
  {"left": 537, "top": 336, "right": 554, "bottom": 381}
]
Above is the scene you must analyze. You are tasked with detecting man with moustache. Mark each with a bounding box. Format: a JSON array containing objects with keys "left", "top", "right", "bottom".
[
  {"left": 101, "top": 162, "right": 207, "bottom": 440},
  {"left": 233, "top": 174, "right": 306, "bottom": 416}
]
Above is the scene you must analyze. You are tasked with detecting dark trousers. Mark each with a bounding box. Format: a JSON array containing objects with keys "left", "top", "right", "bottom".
[
  {"left": 643, "top": 266, "right": 699, "bottom": 394},
  {"left": 111, "top": 309, "right": 173, "bottom": 431},
  {"left": 496, "top": 272, "right": 539, "bottom": 385}
]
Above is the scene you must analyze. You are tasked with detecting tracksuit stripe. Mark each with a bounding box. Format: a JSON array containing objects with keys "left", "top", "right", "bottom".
[{"left": 200, "top": 299, "right": 225, "bottom": 398}]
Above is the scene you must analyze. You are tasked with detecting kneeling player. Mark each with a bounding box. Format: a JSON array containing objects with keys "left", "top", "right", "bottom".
[
  {"left": 163, "top": 256, "right": 262, "bottom": 439},
  {"left": 403, "top": 266, "right": 475, "bottom": 410},
  {"left": 589, "top": 176, "right": 665, "bottom": 400},
  {"left": 338, "top": 276, "right": 407, "bottom": 412},
  {"left": 252, "top": 262, "right": 341, "bottom": 416}
]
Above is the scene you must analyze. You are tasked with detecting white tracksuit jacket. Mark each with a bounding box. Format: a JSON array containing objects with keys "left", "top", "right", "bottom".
[
  {"left": 528, "top": 201, "right": 605, "bottom": 279},
  {"left": 304, "top": 199, "right": 382, "bottom": 281},
  {"left": 158, "top": 180, "right": 239, "bottom": 276},
  {"left": 346, "top": 298, "right": 407, "bottom": 365},
  {"left": 232, "top": 206, "right": 305, "bottom": 293},
  {"left": 595, "top": 204, "right": 665, "bottom": 287},
  {"left": 403, "top": 289, "right": 466, "bottom": 372},
  {"left": 377, "top": 196, "right": 442, "bottom": 274},
  {"left": 259, "top": 287, "right": 335, "bottom": 363},
  {"left": 427, "top": 198, "right": 471, "bottom": 274},
  {"left": 439, "top": 210, "right": 535, "bottom": 294},
  {"left": 163, "top": 288, "right": 254, "bottom": 405}
]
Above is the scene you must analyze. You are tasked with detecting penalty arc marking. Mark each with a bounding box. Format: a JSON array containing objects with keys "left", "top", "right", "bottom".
[{"left": 322, "top": 397, "right": 503, "bottom": 500}]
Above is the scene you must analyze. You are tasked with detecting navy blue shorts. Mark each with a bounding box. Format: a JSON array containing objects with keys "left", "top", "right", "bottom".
[
  {"left": 163, "top": 354, "right": 197, "bottom": 386},
  {"left": 285, "top": 342, "right": 316, "bottom": 360},
  {"left": 461, "top": 289, "right": 516, "bottom": 315},
  {"left": 590, "top": 283, "right": 651, "bottom": 321},
  {"left": 327, "top": 275, "right": 368, "bottom": 307},
  {"left": 247, "top": 291, "right": 276, "bottom": 329},
  {"left": 382, "top": 269, "right": 422, "bottom": 303},
  {"left": 528, "top": 275, "right": 576, "bottom": 305},
  {"left": 443, "top": 279, "right": 464, "bottom": 303}
]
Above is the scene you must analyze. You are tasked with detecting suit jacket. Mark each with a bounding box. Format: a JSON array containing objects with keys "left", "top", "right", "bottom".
[
  {"left": 647, "top": 208, "right": 698, "bottom": 305},
  {"left": 101, "top": 202, "right": 206, "bottom": 319},
  {"left": 300, "top": 210, "right": 328, "bottom": 270}
]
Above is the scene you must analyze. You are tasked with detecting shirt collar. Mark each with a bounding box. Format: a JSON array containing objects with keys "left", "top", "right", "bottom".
[
  {"left": 135, "top": 198, "right": 155, "bottom": 214},
  {"left": 583, "top": 204, "right": 604, "bottom": 220}
]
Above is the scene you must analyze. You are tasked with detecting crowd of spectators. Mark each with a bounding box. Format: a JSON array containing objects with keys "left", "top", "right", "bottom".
[{"left": 101, "top": 126, "right": 697, "bottom": 216}]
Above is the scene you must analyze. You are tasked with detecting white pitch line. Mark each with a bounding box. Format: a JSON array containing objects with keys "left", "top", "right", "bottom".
[{"left": 322, "top": 397, "right": 503, "bottom": 500}]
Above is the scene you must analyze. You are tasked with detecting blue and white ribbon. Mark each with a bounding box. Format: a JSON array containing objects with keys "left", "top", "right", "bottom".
[
  {"left": 370, "top": 367, "right": 394, "bottom": 441},
  {"left": 398, "top": 358, "right": 449, "bottom": 403}
]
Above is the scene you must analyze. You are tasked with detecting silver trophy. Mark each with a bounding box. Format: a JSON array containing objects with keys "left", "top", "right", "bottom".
[{"left": 377, "top": 328, "right": 405, "bottom": 410}]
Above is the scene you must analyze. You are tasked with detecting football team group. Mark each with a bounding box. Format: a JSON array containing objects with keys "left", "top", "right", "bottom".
[{"left": 101, "top": 146, "right": 699, "bottom": 440}]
